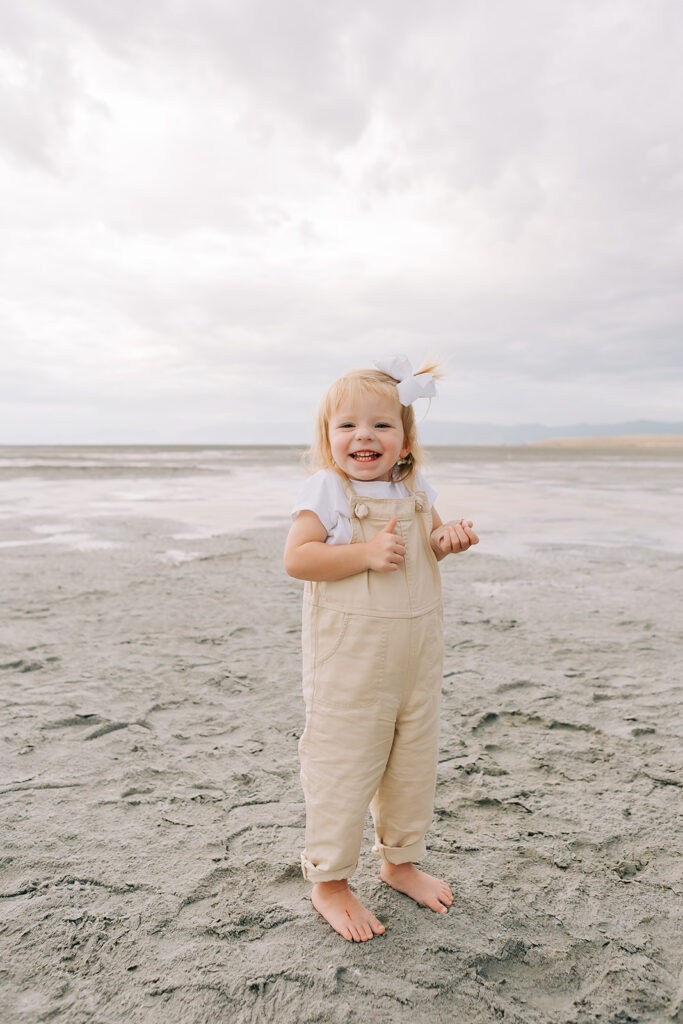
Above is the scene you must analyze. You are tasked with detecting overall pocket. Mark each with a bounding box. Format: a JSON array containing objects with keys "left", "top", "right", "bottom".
[
  {"left": 302, "top": 603, "right": 348, "bottom": 708},
  {"left": 313, "top": 612, "right": 389, "bottom": 708}
]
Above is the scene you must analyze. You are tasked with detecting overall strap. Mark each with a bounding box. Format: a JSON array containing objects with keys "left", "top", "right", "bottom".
[
  {"left": 400, "top": 467, "right": 417, "bottom": 498},
  {"left": 340, "top": 474, "right": 356, "bottom": 502}
]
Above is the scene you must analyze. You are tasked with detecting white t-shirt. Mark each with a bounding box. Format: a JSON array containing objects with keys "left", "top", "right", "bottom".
[{"left": 291, "top": 468, "right": 438, "bottom": 545}]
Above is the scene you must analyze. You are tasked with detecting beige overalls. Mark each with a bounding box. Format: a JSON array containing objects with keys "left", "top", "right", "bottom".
[{"left": 298, "top": 473, "right": 443, "bottom": 882}]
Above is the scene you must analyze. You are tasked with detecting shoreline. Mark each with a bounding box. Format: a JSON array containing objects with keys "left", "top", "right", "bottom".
[
  {"left": 2, "top": 434, "right": 683, "bottom": 453},
  {"left": 528, "top": 434, "right": 683, "bottom": 449}
]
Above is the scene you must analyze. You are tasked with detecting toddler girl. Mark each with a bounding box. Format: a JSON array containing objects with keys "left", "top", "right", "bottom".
[{"left": 283, "top": 356, "right": 478, "bottom": 942}]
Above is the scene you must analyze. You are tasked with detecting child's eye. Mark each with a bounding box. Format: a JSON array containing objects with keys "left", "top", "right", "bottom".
[
  {"left": 339, "top": 423, "right": 354, "bottom": 429},
  {"left": 376, "top": 423, "right": 391, "bottom": 429}
]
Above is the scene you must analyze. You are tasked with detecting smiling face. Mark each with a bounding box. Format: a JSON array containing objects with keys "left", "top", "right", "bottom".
[{"left": 328, "top": 390, "right": 411, "bottom": 482}]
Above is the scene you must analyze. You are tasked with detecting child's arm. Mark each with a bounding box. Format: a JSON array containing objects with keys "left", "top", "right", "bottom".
[
  {"left": 429, "top": 507, "right": 479, "bottom": 561},
  {"left": 284, "top": 511, "right": 406, "bottom": 582}
]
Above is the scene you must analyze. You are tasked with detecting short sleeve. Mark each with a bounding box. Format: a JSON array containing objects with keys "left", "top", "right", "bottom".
[
  {"left": 414, "top": 469, "right": 438, "bottom": 509},
  {"left": 291, "top": 470, "right": 347, "bottom": 536}
]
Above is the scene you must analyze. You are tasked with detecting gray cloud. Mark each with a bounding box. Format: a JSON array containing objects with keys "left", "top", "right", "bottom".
[{"left": 0, "top": 0, "right": 681, "bottom": 441}]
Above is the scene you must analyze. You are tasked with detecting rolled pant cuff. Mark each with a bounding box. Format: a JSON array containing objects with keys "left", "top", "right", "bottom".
[
  {"left": 372, "top": 836, "right": 427, "bottom": 865},
  {"left": 300, "top": 852, "right": 358, "bottom": 882}
]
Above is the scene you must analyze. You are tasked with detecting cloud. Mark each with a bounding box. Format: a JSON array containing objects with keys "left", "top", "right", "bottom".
[{"left": 0, "top": 0, "right": 681, "bottom": 441}]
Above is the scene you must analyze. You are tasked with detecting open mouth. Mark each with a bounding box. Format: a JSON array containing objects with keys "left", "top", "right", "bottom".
[{"left": 350, "top": 451, "right": 380, "bottom": 462}]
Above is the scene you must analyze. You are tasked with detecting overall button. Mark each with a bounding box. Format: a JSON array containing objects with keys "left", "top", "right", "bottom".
[{"left": 354, "top": 503, "right": 369, "bottom": 519}]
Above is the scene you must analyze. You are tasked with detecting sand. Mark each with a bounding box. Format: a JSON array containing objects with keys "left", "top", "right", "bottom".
[{"left": 1, "top": 496, "right": 682, "bottom": 1021}]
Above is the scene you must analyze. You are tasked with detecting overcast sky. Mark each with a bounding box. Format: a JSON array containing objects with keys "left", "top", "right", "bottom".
[{"left": 1, "top": 0, "right": 681, "bottom": 443}]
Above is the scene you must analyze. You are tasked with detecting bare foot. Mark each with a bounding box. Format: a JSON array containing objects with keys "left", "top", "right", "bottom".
[
  {"left": 311, "top": 880, "right": 386, "bottom": 942},
  {"left": 380, "top": 860, "right": 453, "bottom": 914}
]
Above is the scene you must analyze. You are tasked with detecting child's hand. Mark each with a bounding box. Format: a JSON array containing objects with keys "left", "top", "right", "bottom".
[
  {"left": 431, "top": 519, "right": 479, "bottom": 557},
  {"left": 366, "top": 517, "right": 406, "bottom": 572}
]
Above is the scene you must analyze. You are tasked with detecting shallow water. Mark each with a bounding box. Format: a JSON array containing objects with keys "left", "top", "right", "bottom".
[{"left": 0, "top": 444, "right": 681, "bottom": 557}]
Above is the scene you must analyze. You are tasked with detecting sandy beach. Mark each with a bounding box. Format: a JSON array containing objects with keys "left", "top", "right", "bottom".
[{"left": 1, "top": 446, "right": 682, "bottom": 1023}]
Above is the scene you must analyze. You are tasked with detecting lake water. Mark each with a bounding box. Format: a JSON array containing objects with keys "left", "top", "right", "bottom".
[{"left": 1, "top": 444, "right": 681, "bottom": 557}]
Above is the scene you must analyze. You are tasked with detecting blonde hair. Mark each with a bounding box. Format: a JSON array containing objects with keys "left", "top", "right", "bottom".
[{"left": 305, "top": 359, "right": 444, "bottom": 483}]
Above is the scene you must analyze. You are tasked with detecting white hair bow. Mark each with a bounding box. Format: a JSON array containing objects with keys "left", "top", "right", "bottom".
[{"left": 374, "top": 355, "right": 437, "bottom": 406}]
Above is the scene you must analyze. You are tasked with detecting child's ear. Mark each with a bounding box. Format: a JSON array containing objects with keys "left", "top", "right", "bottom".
[{"left": 400, "top": 436, "right": 412, "bottom": 459}]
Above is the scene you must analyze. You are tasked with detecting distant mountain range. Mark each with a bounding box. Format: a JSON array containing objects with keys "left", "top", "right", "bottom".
[
  {"left": 231, "top": 420, "right": 683, "bottom": 446},
  {"left": 419, "top": 420, "right": 683, "bottom": 446}
]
